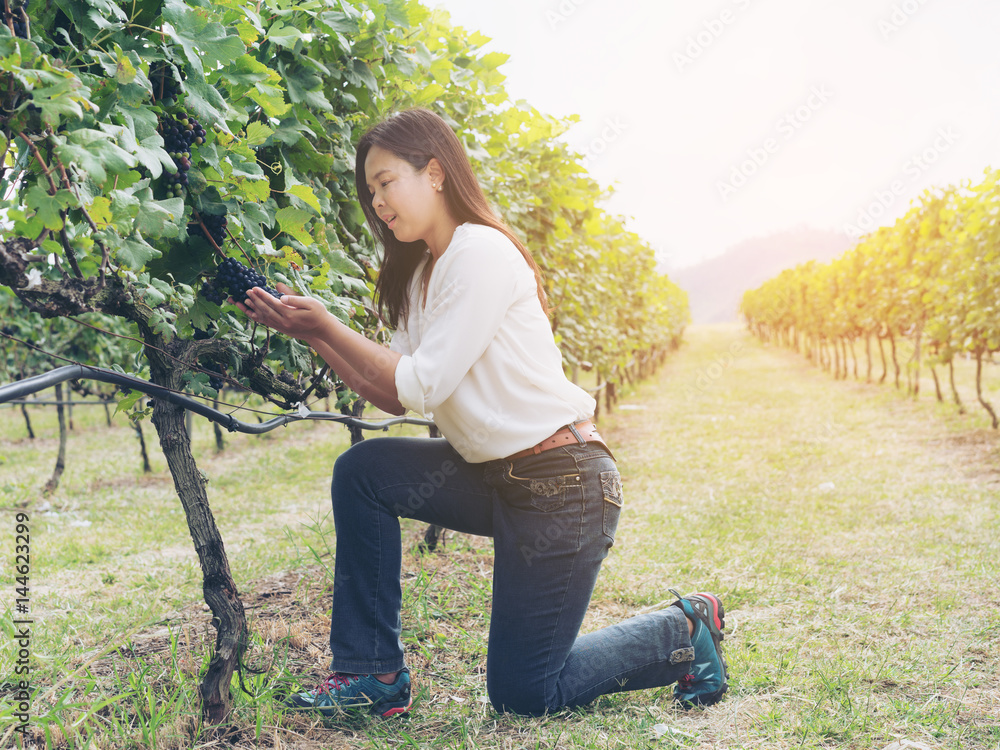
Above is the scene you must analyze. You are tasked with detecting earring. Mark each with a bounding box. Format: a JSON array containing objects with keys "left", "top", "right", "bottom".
[
  {"left": 431, "top": 182, "right": 437, "bottom": 187},
  {"left": 436, "top": 185, "right": 444, "bottom": 192}
]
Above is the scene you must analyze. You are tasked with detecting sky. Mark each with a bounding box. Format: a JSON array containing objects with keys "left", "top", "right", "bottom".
[{"left": 428, "top": 0, "right": 1000, "bottom": 270}]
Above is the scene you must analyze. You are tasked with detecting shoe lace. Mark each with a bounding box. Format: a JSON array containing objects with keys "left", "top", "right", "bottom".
[{"left": 314, "top": 673, "right": 356, "bottom": 695}]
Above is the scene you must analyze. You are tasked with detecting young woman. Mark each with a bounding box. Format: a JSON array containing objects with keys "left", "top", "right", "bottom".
[{"left": 238, "top": 108, "right": 728, "bottom": 718}]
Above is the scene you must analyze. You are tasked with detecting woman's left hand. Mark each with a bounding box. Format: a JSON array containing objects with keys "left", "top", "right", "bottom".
[{"left": 237, "top": 283, "right": 329, "bottom": 341}]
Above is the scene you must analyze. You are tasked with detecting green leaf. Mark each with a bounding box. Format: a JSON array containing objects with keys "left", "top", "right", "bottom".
[
  {"left": 266, "top": 21, "right": 305, "bottom": 48},
  {"left": 280, "top": 63, "right": 333, "bottom": 111},
  {"left": 119, "top": 235, "right": 162, "bottom": 270},
  {"left": 245, "top": 122, "right": 274, "bottom": 147},
  {"left": 140, "top": 281, "right": 167, "bottom": 306},
  {"left": 240, "top": 200, "right": 276, "bottom": 229},
  {"left": 22, "top": 71, "right": 89, "bottom": 127},
  {"left": 288, "top": 184, "right": 321, "bottom": 214},
  {"left": 114, "top": 390, "right": 145, "bottom": 416},
  {"left": 275, "top": 206, "right": 314, "bottom": 245},
  {"left": 247, "top": 83, "right": 290, "bottom": 118},
  {"left": 326, "top": 249, "right": 363, "bottom": 277},
  {"left": 89, "top": 196, "right": 113, "bottom": 228},
  {"left": 115, "top": 51, "right": 137, "bottom": 85},
  {"left": 182, "top": 75, "right": 230, "bottom": 131},
  {"left": 318, "top": 9, "right": 359, "bottom": 33},
  {"left": 479, "top": 52, "right": 510, "bottom": 71},
  {"left": 26, "top": 186, "right": 75, "bottom": 231},
  {"left": 345, "top": 59, "right": 378, "bottom": 92},
  {"left": 225, "top": 54, "right": 274, "bottom": 87},
  {"left": 135, "top": 196, "right": 185, "bottom": 239},
  {"left": 161, "top": 0, "right": 245, "bottom": 74},
  {"left": 104, "top": 114, "right": 173, "bottom": 180},
  {"left": 54, "top": 129, "right": 136, "bottom": 187}
]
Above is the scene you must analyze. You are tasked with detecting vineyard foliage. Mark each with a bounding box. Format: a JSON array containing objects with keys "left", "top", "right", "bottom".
[
  {"left": 0, "top": 0, "right": 687, "bottom": 403},
  {"left": 741, "top": 168, "right": 1000, "bottom": 427}
]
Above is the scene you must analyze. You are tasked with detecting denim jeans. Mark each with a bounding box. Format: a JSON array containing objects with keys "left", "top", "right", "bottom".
[{"left": 328, "top": 436, "right": 696, "bottom": 715}]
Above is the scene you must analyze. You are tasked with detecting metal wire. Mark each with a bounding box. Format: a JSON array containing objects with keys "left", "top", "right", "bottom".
[{"left": 0, "top": 365, "right": 435, "bottom": 435}]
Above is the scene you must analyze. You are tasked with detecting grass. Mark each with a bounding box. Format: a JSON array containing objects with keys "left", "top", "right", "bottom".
[{"left": 0, "top": 323, "right": 998, "bottom": 748}]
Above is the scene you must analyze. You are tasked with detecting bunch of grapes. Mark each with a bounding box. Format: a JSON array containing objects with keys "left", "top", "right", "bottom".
[
  {"left": 190, "top": 213, "right": 227, "bottom": 247},
  {"left": 201, "top": 257, "right": 283, "bottom": 305},
  {"left": 1, "top": 0, "right": 30, "bottom": 39},
  {"left": 158, "top": 112, "right": 206, "bottom": 197}
]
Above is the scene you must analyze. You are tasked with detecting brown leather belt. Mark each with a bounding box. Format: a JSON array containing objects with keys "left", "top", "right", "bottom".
[{"left": 506, "top": 420, "right": 608, "bottom": 461}]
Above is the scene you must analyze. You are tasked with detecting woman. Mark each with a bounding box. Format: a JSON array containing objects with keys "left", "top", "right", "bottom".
[{"left": 239, "top": 108, "right": 728, "bottom": 718}]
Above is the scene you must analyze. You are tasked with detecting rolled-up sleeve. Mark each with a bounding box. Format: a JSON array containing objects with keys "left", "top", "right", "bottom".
[
  {"left": 394, "top": 354, "right": 426, "bottom": 415},
  {"left": 392, "top": 240, "right": 521, "bottom": 417}
]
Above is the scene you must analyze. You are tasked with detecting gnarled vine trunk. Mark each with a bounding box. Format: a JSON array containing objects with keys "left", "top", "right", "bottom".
[
  {"left": 147, "top": 343, "right": 247, "bottom": 726},
  {"left": 974, "top": 351, "right": 999, "bottom": 429},
  {"left": 43, "top": 382, "right": 68, "bottom": 496},
  {"left": 865, "top": 334, "right": 873, "bottom": 383},
  {"left": 21, "top": 402, "right": 35, "bottom": 439},
  {"left": 930, "top": 364, "right": 943, "bottom": 402},
  {"left": 878, "top": 335, "right": 888, "bottom": 384},
  {"left": 134, "top": 422, "right": 153, "bottom": 473},
  {"left": 949, "top": 359, "right": 965, "bottom": 414},
  {"left": 889, "top": 334, "right": 900, "bottom": 388},
  {"left": 909, "top": 324, "right": 923, "bottom": 398}
]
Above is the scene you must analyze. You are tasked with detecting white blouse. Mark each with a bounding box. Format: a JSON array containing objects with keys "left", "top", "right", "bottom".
[{"left": 391, "top": 223, "right": 595, "bottom": 463}]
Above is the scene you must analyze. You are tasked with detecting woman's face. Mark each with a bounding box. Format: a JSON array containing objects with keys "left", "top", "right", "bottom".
[{"left": 364, "top": 146, "right": 441, "bottom": 246}]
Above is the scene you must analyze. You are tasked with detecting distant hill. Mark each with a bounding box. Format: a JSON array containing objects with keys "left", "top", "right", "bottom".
[{"left": 671, "top": 227, "right": 854, "bottom": 324}]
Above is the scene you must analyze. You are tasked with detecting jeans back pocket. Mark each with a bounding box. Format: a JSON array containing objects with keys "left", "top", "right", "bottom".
[
  {"left": 527, "top": 474, "right": 571, "bottom": 511},
  {"left": 505, "top": 465, "right": 582, "bottom": 512},
  {"left": 600, "top": 469, "right": 624, "bottom": 543}
]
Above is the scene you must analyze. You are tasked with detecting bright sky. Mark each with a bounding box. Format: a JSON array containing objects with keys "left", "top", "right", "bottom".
[{"left": 429, "top": 0, "right": 1000, "bottom": 270}]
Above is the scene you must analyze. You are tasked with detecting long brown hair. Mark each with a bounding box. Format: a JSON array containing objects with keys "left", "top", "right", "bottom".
[{"left": 354, "top": 108, "right": 548, "bottom": 329}]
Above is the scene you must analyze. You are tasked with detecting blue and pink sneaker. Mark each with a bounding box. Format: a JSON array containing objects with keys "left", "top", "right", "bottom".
[
  {"left": 285, "top": 668, "right": 412, "bottom": 718},
  {"left": 670, "top": 591, "right": 729, "bottom": 708}
]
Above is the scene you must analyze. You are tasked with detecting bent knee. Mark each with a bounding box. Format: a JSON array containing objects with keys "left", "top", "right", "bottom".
[
  {"left": 330, "top": 440, "right": 382, "bottom": 507},
  {"left": 332, "top": 440, "right": 379, "bottom": 483},
  {"left": 487, "top": 685, "right": 553, "bottom": 717}
]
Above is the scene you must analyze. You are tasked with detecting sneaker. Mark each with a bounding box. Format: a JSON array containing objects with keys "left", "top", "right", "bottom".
[
  {"left": 284, "top": 668, "right": 412, "bottom": 718},
  {"left": 669, "top": 590, "right": 728, "bottom": 708}
]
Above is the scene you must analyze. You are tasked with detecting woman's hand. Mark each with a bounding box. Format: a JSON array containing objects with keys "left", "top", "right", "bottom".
[{"left": 236, "top": 283, "right": 328, "bottom": 341}]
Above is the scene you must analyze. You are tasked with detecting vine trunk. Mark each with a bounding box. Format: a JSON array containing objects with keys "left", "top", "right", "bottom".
[{"left": 147, "top": 344, "right": 247, "bottom": 726}]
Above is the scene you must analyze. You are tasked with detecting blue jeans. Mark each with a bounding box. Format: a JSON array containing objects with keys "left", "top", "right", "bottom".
[{"left": 328, "top": 436, "right": 696, "bottom": 715}]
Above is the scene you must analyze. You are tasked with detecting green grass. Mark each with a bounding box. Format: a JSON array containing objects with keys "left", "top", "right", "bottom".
[{"left": 1, "top": 323, "right": 998, "bottom": 748}]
